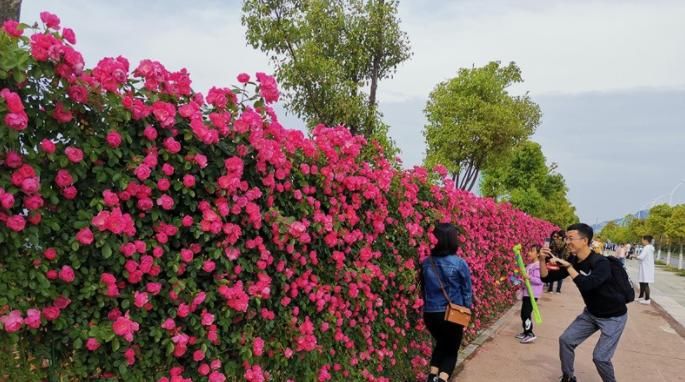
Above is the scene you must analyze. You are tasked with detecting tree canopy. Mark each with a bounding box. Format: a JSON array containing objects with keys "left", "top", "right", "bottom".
[
  {"left": 423, "top": 61, "right": 541, "bottom": 190},
  {"left": 480, "top": 140, "right": 578, "bottom": 227},
  {"left": 242, "top": 0, "right": 411, "bottom": 146}
]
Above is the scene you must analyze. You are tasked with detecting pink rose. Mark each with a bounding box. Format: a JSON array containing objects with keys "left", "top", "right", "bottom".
[
  {"left": 103, "top": 190, "right": 119, "bottom": 207},
  {"left": 181, "top": 215, "right": 193, "bottom": 227},
  {"left": 106, "top": 130, "right": 122, "bottom": 147},
  {"left": 67, "top": 85, "right": 88, "bottom": 103},
  {"left": 134, "top": 164, "right": 151, "bottom": 181},
  {"left": 21, "top": 177, "right": 40, "bottom": 194},
  {"left": 76, "top": 227, "right": 94, "bottom": 245},
  {"left": 145, "top": 282, "right": 161, "bottom": 295},
  {"left": 6, "top": 215, "right": 25, "bottom": 232},
  {"left": 43, "top": 247, "right": 57, "bottom": 261},
  {"left": 62, "top": 27, "right": 76, "bottom": 44},
  {"left": 5, "top": 151, "right": 23, "bottom": 168},
  {"left": 194, "top": 154, "right": 208, "bottom": 168},
  {"left": 59, "top": 265, "right": 75, "bottom": 283},
  {"left": 0, "top": 192, "right": 14, "bottom": 209},
  {"left": 62, "top": 186, "right": 78, "bottom": 200},
  {"left": 182, "top": 174, "right": 195, "bottom": 188},
  {"left": 134, "top": 291, "right": 149, "bottom": 308},
  {"left": 2, "top": 20, "right": 23, "bottom": 37},
  {"left": 53, "top": 296, "right": 71, "bottom": 309},
  {"left": 0, "top": 310, "right": 23, "bottom": 333},
  {"left": 55, "top": 169, "right": 73, "bottom": 187},
  {"left": 100, "top": 272, "right": 116, "bottom": 285},
  {"left": 112, "top": 315, "right": 140, "bottom": 342},
  {"left": 143, "top": 125, "right": 158, "bottom": 141},
  {"left": 64, "top": 146, "right": 84, "bottom": 163},
  {"left": 209, "top": 372, "right": 226, "bottom": 382},
  {"left": 161, "top": 318, "right": 176, "bottom": 330},
  {"left": 40, "top": 139, "right": 56, "bottom": 154},
  {"left": 42, "top": 306, "right": 60, "bottom": 321},
  {"left": 24, "top": 309, "right": 41, "bottom": 329},
  {"left": 253, "top": 337, "right": 265, "bottom": 356},
  {"left": 52, "top": 103, "right": 73, "bottom": 123},
  {"left": 156, "top": 178, "right": 170, "bottom": 191},
  {"left": 24, "top": 195, "right": 44, "bottom": 210},
  {"left": 202, "top": 260, "right": 216, "bottom": 273},
  {"left": 4, "top": 111, "right": 28, "bottom": 130},
  {"left": 86, "top": 338, "right": 100, "bottom": 351},
  {"left": 40, "top": 11, "right": 61, "bottom": 29},
  {"left": 163, "top": 137, "right": 181, "bottom": 154},
  {"left": 237, "top": 73, "right": 250, "bottom": 83},
  {"left": 162, "top": 163, "right": 175, "bottom": 176},
  {"left": 156, "top": 194, "right": 174, "bottom": 210},
  {"left": 193, "top": 350, "right": 205, "bottom": 362},
  {"left": 198, "top": 363, "right": 211, "bottom": 376},
  {"left": 124, "top": 347, "right": 136, "bottom": 366},
  {"left": 46, "top": 269, "right": 58, "bottom": 280}
]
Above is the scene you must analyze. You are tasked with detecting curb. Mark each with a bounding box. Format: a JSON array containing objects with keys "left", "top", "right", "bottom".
[
  {"left": 450, "top": 303, "right": 518, "bottom": 380},
  {"left": 650, "top": 296, "right": 685, "bottom": 339}
]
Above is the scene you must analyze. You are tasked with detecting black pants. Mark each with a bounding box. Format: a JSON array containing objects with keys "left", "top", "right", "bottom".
[
  {"left": 520, "top": 297, "right": 538, "bottom": 335},
  {"left": 424, "top": 312, "right": 465, "bottom": 379},
  {"left": 639, "top": 282, "right": 651, "bottom": 300},
  {"left": 547, "top": 279, "right": 563, "bottom": 292}
]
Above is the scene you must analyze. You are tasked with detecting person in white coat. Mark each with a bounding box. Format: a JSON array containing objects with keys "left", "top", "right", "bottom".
[{"left": 637, "top": 235, "right": 655, "bottom": 305}]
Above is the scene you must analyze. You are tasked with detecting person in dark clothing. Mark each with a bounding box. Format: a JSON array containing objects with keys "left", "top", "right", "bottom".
[
  {"left": 420, "top": 223, "right": 473, "bottom": 382},
  {"left": 540, "top": 223, "right": 628, "bottom": 382},
  {"left": 547, "top": 230, "right": 569, "bottom": 294}
]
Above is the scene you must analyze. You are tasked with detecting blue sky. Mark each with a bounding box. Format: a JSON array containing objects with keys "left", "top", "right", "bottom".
[{"left": 20, "top": 0, "right": 685, "bottom": 224}]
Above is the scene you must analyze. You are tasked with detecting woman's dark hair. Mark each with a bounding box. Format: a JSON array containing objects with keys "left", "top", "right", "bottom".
[
  {"left": 642, "top": 235, "right": 653, "bottom": 243},
  {"left": 551, "top": 230, "right": 565, "bottom": 240},
  {"left": 432, "top": 223, "right": 460, "bottom": 256}
]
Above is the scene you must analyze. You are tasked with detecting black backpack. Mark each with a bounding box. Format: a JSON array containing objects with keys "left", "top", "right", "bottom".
[{"left": 606, "top": 256, "right": 635, "bottom": 303}]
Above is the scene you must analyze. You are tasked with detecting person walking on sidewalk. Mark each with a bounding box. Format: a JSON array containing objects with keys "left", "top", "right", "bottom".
[
  {"left": 517, "top": 244, "right": 543, "bottom": 344},
  {"left": 637, "top": 235, "right": 655, "bottom": 305},
  {"left": 547, "top": 230, "right": 568, "bottom": 294},
  {"left": 420, "top": 223, "right": 474, "bottom": 382},
  {"left": 539, "top": 223, "right": 628, "bottom": 382}
]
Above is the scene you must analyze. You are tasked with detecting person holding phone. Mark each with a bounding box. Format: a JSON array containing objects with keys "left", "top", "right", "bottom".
[
  {"left": 546, "top": 230, "right": 568, "bottom": 294},
  {"left": 539, "top": 223, "right": 628, "bottom": 382}
]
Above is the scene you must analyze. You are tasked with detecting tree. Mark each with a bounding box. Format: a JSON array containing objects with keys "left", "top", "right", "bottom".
[
  {"left": 423, "top": 61, "right": 541, "bottom": 190},
  {"left": 480, "top": 140, "right": 578, "bottom": 227},
  {"left": 0, "top": 0, "right": 21, "bottom": 23},
  {"left": 645, "top": 203, "right": 673, "bottom": 248},
  {"left": 242, "top": 0, "right": 411, "bottom": 141},
  {"left": 666, "top": 204, "right": 685, "bottom": 251}
]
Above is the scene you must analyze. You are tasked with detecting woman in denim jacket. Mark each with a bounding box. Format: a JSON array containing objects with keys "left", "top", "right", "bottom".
[{"left": 420, "top": 223, "right": 473, "bottom": 382}]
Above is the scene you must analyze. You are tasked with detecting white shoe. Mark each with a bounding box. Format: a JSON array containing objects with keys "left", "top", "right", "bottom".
[
  {"left": 639, "top": 299, "right": 651, "bottom": 305},
  {"left": 520, "top": 334, "right": 537, "bottom": 344}
]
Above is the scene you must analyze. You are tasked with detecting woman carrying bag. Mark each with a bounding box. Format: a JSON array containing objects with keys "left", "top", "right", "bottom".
[{"left": 420, "top": 223, "right": 474, "bottom": 382}]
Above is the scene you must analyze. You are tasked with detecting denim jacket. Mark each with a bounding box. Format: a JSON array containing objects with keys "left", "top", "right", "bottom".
[{"left": 421, "top": 254, "right": 473, "bottom": 313}]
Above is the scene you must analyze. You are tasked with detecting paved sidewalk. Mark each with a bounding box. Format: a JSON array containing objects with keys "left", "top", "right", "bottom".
[
  {"left": 625, "top": 257, "right": 685, "bottom": 335},
  {"left": 455, "top": 282, "right": 685, "bottom": 381}
]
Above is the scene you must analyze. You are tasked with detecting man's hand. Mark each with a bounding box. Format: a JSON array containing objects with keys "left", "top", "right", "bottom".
[{"left": 550, "top": 256, "right": 571, "bottom": 269}]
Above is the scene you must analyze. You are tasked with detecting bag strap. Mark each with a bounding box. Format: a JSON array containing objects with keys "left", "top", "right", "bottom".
[{"left": 429, "top": 257, "right": 453, "bottom": 305}]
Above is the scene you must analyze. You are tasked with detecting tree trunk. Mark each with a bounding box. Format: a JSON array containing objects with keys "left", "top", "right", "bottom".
[
  {"left": 0, "top": 0, "right": 21, "bottom": 23},
  {"left": 368, "top": 0, "right": 384, "bottom": 110}
]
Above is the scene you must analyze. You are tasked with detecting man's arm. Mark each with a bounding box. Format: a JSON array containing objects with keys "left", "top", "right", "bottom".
[{"left": 566, "top": 257, "right": 611, "bottom": 293}]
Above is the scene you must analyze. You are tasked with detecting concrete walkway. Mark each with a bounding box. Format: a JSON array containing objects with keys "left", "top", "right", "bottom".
[
  {"left": 625, "top": 257, "right": 685, "bottom": 336},
  {"left": 455, "top": 279, "right": 685, "bottom": 381}
]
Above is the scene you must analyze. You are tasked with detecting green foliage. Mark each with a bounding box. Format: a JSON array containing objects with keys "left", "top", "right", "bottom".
[
  {"left": 423, "top": 61, "right": 541, "bottom": 190},
  {"left": 666, "top": 205, "right": 685, "bottom": 244},
  {"left": 480, "top": 141, "right": 578, "bottom": 227},
  {"left": 646, "top": 204, "right": 673, "bottom": 239},
  {"left": 242, "top": 0, "right": 411, "bottom": 146}
]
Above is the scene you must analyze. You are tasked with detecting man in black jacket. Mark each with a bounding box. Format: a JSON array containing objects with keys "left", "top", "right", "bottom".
[{"left": 540, "top": 223, "right": 628, "bottom": 382}]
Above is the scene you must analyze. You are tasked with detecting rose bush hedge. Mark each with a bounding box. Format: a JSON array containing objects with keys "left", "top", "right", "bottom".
[{"left": 0, "top": 13, "right": 555, "bottom": 381}]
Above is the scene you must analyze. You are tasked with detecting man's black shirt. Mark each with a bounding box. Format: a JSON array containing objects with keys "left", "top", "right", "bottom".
[{"left": 542, "top": 251, "right": 627, "bottom": 318}]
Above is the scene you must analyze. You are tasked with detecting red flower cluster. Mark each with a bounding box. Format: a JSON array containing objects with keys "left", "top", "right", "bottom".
[{"left": 0, "top": 13, "right": 554, "bottom": 381}]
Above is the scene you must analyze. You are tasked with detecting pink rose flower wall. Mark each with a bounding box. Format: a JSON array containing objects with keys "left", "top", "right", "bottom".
[{"left": 0, "top": 13, "right": 555, "bottom": 381}]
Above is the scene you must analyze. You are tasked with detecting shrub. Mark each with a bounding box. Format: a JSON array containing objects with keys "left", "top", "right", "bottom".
[{"left": 0, "top": 13, "right": 555, "bottom": 381}]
